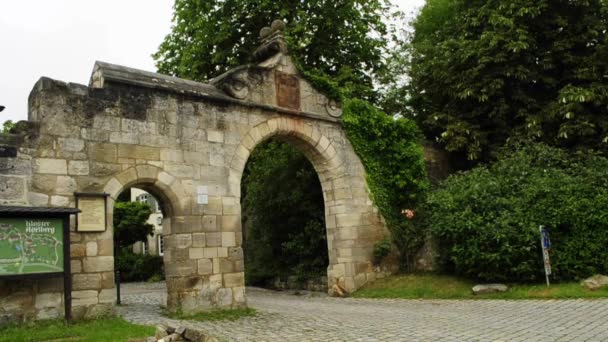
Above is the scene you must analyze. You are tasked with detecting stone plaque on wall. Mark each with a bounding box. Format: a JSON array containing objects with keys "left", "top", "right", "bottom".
[
  {"left": 75, "top": 192, "right": 108, "bottom": 232},
  {"left": 275, "top": 71, "right": 300, "bottom": 110}
]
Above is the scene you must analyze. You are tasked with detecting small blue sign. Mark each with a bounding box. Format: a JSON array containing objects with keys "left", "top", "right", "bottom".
[{"left": 541, "top": 227, "right": 551, "bottom": 249}]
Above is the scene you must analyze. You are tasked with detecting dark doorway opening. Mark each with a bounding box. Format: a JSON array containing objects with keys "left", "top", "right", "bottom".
[{"left": 241, "top": 138, "right": 329, "bottom": 291}]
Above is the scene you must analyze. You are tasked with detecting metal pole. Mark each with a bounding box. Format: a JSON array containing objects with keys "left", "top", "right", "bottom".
[{"left": 116, "top": 270, "right": 121, "bottom": 305}]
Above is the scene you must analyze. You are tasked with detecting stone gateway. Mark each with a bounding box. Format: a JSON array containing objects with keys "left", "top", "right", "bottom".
[{"left": 0, "top": 21, "right": 393, "bottom": 322}]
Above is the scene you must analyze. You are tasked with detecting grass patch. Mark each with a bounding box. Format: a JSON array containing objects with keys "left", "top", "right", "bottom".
[
  {"left": 163, "top": 307, "right": 256, "bottom": 321},
  {"left": 353, "top": 273, "right": 608, "bottom": 300},
  {"left": 0, "top": 317, "right": 153, "bottom": 342}
]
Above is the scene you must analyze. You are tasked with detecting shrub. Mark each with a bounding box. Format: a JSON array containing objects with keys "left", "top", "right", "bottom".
[
  {"left": 115, "top": 248, "right": 165, "bottom": 282},
  {"left": 424, "top": 144, "right": 608, "bottom": 282}
]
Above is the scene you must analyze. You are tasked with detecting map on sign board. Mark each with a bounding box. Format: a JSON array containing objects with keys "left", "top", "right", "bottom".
[{"left": 0, "top": 218, "right": 63, "bottom": 275}]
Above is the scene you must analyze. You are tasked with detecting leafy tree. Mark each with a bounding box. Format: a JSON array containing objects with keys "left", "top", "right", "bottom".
[
  {"left": 154, "top": 0, "right": 393, "bottom": 100},
  {"left": 242, "top": 139, "right": 327, "bottom": 285},
  {"left": 405, "top": 0, "right": 608, "bottom": 161},
  {"left": 1, "top": 120, "right": 15, "bottom": 135},
  {"left": 113, "top": 201, "right": 154, "bottom": 249}
]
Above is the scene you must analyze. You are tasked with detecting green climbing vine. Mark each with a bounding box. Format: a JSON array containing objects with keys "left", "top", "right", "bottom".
[{"left": 294, "top": 58, "right": 430, "bottom": 269}]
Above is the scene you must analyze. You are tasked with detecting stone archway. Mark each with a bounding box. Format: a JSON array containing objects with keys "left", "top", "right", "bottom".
[
  {"left": 230, "top": 117, "right": 377, "bottom": 292},
  {"left": 0, "top": 21, "right": 394, "bottom": 321}
]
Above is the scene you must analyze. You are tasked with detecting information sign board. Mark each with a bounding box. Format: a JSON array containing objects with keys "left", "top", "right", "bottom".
[
  {"left": 0, "top": 206, "right": 78, "bottom": 322},
  {"left": 0, "top": 217, "right": 64, "bottom": 276}
]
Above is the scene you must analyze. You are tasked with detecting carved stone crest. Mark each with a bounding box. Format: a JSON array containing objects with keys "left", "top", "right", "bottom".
[{"left": 275, "top": 71, "right": 300, "bottom": 110}]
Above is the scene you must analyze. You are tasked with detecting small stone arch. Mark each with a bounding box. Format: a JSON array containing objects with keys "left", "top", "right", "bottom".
[{"left": 102, "top": 165, "right": 188, "bottom": 218}]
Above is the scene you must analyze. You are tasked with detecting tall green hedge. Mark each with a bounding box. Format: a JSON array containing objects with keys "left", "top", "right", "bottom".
[{"left": 424, "top": 144, "right": 608, "bottom": 282}]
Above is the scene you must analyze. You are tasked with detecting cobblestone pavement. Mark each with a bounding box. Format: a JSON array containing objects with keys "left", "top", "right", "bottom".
[{"left": 119, "top": 282, "right": 608, "bottom": 341}]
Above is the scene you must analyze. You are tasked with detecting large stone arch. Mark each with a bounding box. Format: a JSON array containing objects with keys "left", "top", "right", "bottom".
[
  {"left": 229, "top": 117, "right": 380, "bottom": 291},
  {"left": 0, "top": 21, "right": 396, "bottom": 322}
]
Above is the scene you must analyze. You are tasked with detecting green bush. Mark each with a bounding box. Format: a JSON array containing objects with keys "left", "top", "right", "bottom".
[
  {"left": 424, "top": 144, "right": 608, "bottom": 282},
  {"left": 115, "top": 248, "right": 165, "bottom": 282}
]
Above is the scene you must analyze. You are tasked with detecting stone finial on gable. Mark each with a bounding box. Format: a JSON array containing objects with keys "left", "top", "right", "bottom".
[{"left": 253, "top": 19, "right": 288, "bottom": 62}]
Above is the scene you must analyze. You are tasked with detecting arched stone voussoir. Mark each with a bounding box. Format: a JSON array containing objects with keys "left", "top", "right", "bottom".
[{"left": 102, "top": 165, "right": 184, "bottom": 216}]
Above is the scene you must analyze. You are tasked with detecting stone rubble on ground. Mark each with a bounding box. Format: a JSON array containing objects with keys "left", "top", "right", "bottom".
[
  {"left": 581, "top": 274, "right": 608, "bottom": 290},
  {"left": 472, "top": 283, "right": 508, "bottom": 294},
  {"left": 142, "top": 323, "right": 218, "bottom": 342}
]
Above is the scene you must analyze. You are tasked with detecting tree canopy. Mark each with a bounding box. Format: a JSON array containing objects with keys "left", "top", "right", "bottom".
[
  {"left": 113, "top": 201, "right": 154, "bottom": 249},
  {"left": 405, "top": 0, "right": 608, "bottom": 161},
  {"left": 154, "top": 0, "right": 394, "bottom": 100}
]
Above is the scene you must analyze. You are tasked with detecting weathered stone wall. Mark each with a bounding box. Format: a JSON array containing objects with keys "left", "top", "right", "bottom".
[{"left": 0, "top": 47, "right": 392, "bottom": 322}]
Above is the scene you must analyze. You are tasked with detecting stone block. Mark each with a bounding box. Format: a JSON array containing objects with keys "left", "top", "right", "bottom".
[
  {"left": 221, "top": 232, "right": 236, "bottom": 247},
  {"left": 28, "top": 192, "right": 49, "bottom": 206},
  {"left": 71, "top": 244, "right": 86, "bottom": 258},
  {"left": 198, "top": 259, "right": 213, "bottom": 275},
  {"left": 175, "top": 234, "right": 193, "bottom": 249},
  {"left": 0, "top": 175, "right": 25, "bottom": 201},
  {"left": 233, "top": 286, "right": 246, "bottom": 305},
  {"left": 192, "top": 233, "right": 206, "bottom": 247},
  {"left": 50, "top": 195, "right": 69, "bottom": 207},
  {"left": 203, "top": 247, "right": 218, "bottom": 258},
  {"left": 215, "top": 288, "right": 232, "bottom": 307},
  {"left": 215, "top": 259, "right": 234, "bottom": 273},
  {"left": 101, "top": 271, "right": 115, "bottom": 289},
  {"left": 89, "top": 143, "right": 118, "bottom": 163},
  {"left": 206, "top": 233, "right": 221, "bottom": 247},
  {"left": 202, "top": 215, "right": 218, "bottom": 232},
  {"left": 228, "top": 247, "right": 243, "bottom": 261},
  {"left": 55, "top": 176, "right": 77, "bottom": 195},
  {"left": 221, "top": 215, "right": 241, "bottom": 232},
  {"left": 136, "top": 164, "right": 159, "bottom": 179},
  {"left": 83, "top": 256, "right": 114, "bottom": 273},
  {"left": 158, "top": 171, "right": 176, "bottom": 186},
  {"left": 0, "top": 157, "right": 31, "bottom": 175},
  {"left": 173, "top": 216, "right": 202, "bottom": 234},
  {"left": 35, "top": 292, "right": 62, "bottom": 309},
  {"left": 115, "top": 167, "right": 137, "bottom": 186},
  {"left": 58, "top": 138, "right": 84, "bottom": 152},
  {"left": 165, "top": 260, "right": 196, "bottom": 277},
  {"left": 217, "top": 247, "right": 228, "bottom": 258},
  {"left": 97, "top": 239, "right": 113, "bottom": 256},
  {"left": 161, "top": 149, "right": 183, "bottom": 162},
  {"left": 200, "top": 196, "right": 223, "bottom": 215},
  {"left": 103, "top": 177, "right": 123, "bottom": 198},
  {"left": 71, "top": 260, "right": 82, "bottom": 273},
  {"left": 209, "top": 153, "right": 225, "bottom": 167},
  {"left": 222, "top": 197, "right": 240, "bottom": 215},
  {"left": 72, "top": 273, "right": 102, "bottom": 290},
  {"left": 71, "top": 290, "right": 98, "bottom": 306},
  {"left": 118, "top": 144, "right": 160, "bottom": 161},
  {"left": 34, "top": 158, "right": 67, "bottom": 175},
  {"left": 165, "top": 163, "right": 197, "bottom": 179},
  {"left": 223, "top": 272, "right": 245, "bottom": 288},
  {"left": 86, "top": 242, "right": 98, "bottom": 256},
  {"left": 68, "top": 160, "right": 89, "bottom": 175},
  {"left": 89, "top": 162, "right": 122, "bottom": 177},
  {"left": 189, "top": 248, "right": 205, "bottom": 259},
  {"left": 98, "top": 288, "right": 115, "bottom": 304},
  {"left": 207, "top": 130, "right": 224, "bottom": 143}
]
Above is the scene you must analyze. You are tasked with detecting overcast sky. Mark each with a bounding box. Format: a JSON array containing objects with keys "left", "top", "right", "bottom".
[{"left": 0, "top": 0, "right": 425, "bottom": 123}]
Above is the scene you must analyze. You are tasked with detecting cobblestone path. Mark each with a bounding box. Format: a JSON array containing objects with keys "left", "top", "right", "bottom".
[{"left": 119, "top": 282, "right": 608, "bottom": 341}]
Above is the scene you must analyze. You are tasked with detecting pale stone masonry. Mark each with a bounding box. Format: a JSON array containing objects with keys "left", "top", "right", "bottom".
[{"left": 0, "top": 21, "right": 394, "bottom": 322}]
